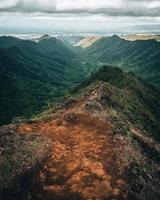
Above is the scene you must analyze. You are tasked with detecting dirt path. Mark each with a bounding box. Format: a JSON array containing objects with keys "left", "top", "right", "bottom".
[{"left": 18, "top": 106, "right": 126, "bottom": 200}]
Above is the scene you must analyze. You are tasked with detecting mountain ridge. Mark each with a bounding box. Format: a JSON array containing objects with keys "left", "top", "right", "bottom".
[
  {"left": 75, "top": 35, "right": 160, "bottom": 88},
  {"left": 10, "top": 65, "right": 160, "bottom": 200},
  {"left": 71, "top": 66, "right": 160, "bottom": 142}
]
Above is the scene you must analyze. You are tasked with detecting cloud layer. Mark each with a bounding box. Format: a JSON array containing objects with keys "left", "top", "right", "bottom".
[{"left": 0, "top": 0, "right": 160, "bottom": 17}]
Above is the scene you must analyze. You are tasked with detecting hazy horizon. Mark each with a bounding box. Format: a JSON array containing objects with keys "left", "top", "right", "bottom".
[{"left": 0, "top": 0, "right": 160, "bottom": 34}]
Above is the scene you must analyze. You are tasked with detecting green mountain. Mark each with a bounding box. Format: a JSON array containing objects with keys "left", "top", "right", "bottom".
[
  {"left": 72, "top": 66, "right": 160, "bottom": 142},
  {"left": 0, "top": 36, "right": 89, "bottom": 125},
  {"left": 76, "top": 35, "right": 160, "bottom": 88},
  {"left": 0, "top": 36, "right": 20, "bottom": 49}
]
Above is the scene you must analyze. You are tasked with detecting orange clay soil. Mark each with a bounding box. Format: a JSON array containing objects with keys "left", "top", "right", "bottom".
[{"left": 17, "top": 102, "right": 126, "bottom": 200}]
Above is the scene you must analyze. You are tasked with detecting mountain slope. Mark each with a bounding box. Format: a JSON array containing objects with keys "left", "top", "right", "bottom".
[
  {"left": 120, "top": 34, "right": 160, "bottom": 41},
  {"left": 72, "top": 66, "right": 160, "bottom": 142},
  {"left": 77, "top": 35, "right": 160, "bottom": 88},
  {"left": 0, "top": 36, "right": 20, "bottom": 49},
  {"left": 0, "top": 36, "right": 89, "bottom": 125},
  {"left": 74, "top": 36, "right": 103, "bottom": 48},
  {"left": 12, "top": 65, "right": 160, "bottom": 200}
]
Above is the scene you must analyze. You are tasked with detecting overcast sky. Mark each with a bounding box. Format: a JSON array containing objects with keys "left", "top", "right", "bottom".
[{"left": 0, "top": 0, "right": 160, "bottom": 33}]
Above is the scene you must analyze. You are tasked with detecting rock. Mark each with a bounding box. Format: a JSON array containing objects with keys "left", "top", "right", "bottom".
[
  {"left": 0, "top": 147, "right": 3, "bottom": 155},
  {"left": 64, "top": 113, "right": 78, "bottom": 123},
  {"left": 43, "top": 185, "right": 64, "bottom": 193},
  {"left": 63, "top": 98, "right": 77, "bottom": 108},
  {"left": 85, "top": 101, "right": 103, "bottom": 111}
]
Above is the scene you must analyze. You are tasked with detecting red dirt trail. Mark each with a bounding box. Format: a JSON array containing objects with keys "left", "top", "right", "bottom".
[{"left": 17, "top": 103, "right": 126, "bottom": 200}]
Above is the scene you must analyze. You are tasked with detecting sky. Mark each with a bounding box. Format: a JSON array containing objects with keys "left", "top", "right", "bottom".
[{"left": 0, "top": 0, "right": 160, "bottom": 33}]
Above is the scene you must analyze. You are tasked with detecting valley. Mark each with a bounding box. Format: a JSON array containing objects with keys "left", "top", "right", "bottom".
[{"left": 0, "top": 35, "right": 91, "bottom": 125}]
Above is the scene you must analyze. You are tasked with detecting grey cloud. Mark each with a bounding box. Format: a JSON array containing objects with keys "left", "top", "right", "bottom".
[{"left": 0, "top": 0, "right": 160, "bottom": 17}]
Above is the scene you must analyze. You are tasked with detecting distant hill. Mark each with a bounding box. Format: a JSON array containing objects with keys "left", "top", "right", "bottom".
[
  {"left": 58, "top": 35, "right": 84, "bottom": 46},
  {"left": 74, "top": 36, "right": 103, "bottom": 48},
  {"left": 120, "top": 34, "right": 160, "bottom": 41},
  {"left": 0, "top": 36, "right": 20, "bottom": 49},
  {"left": 76, "top": 35, "right": 160, "bottom": 88},
  {"left": 39, "top": 34, "right": 50, "bottom": 40},
  {"left": 0, "top": 36, "right": 88, "bottom": 125}
]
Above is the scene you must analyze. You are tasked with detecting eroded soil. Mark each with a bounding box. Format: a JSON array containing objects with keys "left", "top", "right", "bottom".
[{"left": 17, "top": 102, "right": 127, "bottom": 200}]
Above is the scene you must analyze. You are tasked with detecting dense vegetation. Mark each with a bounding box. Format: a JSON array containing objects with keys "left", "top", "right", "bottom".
[
  {"left": 77, "top": 35, "right": 160, "bottom": 88},
  {"left": 72, "top": 66, "right": 160, "bottom": 142},
  {"left": 0, "top": 36, "right": 20, "bottom": 49},
  {"left": 0, "top": 36, "right": 89, "bottom": 125},
  {"left": 1, "top": 34, "right": 160, "bottom": 127}
]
